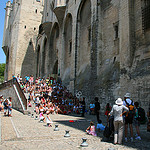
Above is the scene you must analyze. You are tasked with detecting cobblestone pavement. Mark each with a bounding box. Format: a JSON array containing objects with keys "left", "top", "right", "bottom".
[{"left": 0, "top": 109, "right": 150, "bottom": 150}]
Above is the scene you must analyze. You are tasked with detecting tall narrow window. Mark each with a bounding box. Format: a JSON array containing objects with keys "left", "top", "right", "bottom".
[
  {"left": 88, "top": 27, "right": 91, "bottom": 42},
  {"left": 69, "top": 40, "right": 72, "bottom": 54},
  {"left": 115, "top": 25, "right": 119, "bottom": 38},
  {"left": 29, "top": 41, "right": 32, "bottom": 45},
  {"left": 35, "top": 9, "right": 37, "bottom": 13},
  {"left": 142, "top": 0, "right": 150, "bottom": 31},
  {"left": 114, "top": 22, "right": 119, "bottom": 39}
]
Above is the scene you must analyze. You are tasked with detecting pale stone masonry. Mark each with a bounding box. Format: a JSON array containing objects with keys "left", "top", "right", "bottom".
[
  {"left": 2, "top": 0, "right": 150, "bottom": 112},
  {"left": 2, "top": 0, "right": 44, "bottom": 80}
]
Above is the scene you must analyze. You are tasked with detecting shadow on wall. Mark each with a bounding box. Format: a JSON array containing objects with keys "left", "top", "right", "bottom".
[{"left": 21, "top": 39, "right": 36, "bottom": 79}]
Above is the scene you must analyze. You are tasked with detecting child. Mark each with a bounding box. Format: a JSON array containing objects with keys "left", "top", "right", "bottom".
[
  {"left": 46, "top": 113, "right": 53, "bottom": 127},
  {"left": 86, "top": 121, "right": 97, "bottom": 136},
  {"left": 97, "top": 120, "right": 105, "bottom": 132},
  {"left": 39, "top": 110, "right": 45, "bottom": 122}
]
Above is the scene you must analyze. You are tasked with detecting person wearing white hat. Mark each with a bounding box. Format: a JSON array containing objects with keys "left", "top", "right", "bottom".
[
  {"left": 123, "top": 93, "right": 134, "bottom": 142},
  {"left": 109, "top": 98, "right": 129, "bottom": 144}
]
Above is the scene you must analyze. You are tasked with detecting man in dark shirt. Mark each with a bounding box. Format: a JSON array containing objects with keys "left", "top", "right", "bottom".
[{"left": 95, "top": 97, "right": 100, "bottom": 122}]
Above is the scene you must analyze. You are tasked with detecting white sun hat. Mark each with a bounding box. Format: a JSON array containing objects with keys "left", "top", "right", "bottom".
[
  {"left": 115, "top": 98, "right": 123, "bottom": 105},
  {"left": 124, "top": 93, "right": 131, "bottom": 98}
]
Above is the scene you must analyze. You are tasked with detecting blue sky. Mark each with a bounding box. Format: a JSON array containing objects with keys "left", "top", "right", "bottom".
[{"left": 0, "top": 0, "right": 12, "bottom": 63}]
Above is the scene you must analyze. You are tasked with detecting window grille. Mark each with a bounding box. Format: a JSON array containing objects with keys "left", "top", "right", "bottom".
[{"left": 142, "top": 0, "right": 150, "bottom": 31}]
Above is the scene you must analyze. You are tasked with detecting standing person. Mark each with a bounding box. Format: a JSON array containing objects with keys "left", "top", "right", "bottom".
[
  {"left": 95, "top": 97, "right": 100, "bottom": 122},
  {"left": 123, "top": 93, "right": 134, "bottom": 142},
  {"left": 4, "top": 99, "right": 8, "bottom": 116},
  {"left": 81, "top": 97, "right": 85, "bottom": 117},
  {"left": 105, "top": 103, "right": 111, "bottom": 122},
  {"left": 133, "top": 102, "right": 141, "bottom": 140},
  {"left": 109, "top": 98, "right": 129, "bottom": 144},
  {"left": 8, "top": 97, "right": 12, "bottom": 117}
]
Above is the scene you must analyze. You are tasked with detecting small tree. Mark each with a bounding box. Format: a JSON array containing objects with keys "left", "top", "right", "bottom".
[{"left": 0, "top": 63, "right": 5, "bottom": 83}]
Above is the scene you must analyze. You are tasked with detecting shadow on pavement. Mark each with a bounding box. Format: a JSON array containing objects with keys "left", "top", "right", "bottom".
[{"left": 54, "top": 113, "right": 150, "bottom": 150}]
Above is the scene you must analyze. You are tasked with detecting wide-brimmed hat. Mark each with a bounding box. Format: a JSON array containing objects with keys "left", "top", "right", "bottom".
[
  {"left": 124, "top": 93, "right": 130, "bottom": 98},
  {"left": 115, "top": 98, "right": 123, "bottom": 105}
]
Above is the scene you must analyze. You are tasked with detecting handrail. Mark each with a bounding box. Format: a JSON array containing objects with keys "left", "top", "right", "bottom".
[
  {"left": 14, "top": 80, "right": 27, "bottom": 110},
  {"left": 0, "top": 79, "right": 14, "bottom": 90},
  {"left": 0, "top": 78, "right": 27, "bottom": 110}
]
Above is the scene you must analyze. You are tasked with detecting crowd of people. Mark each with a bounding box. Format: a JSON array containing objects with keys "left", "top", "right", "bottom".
[
  {"left": 85, "top": 93, "right": 150, "bottom": 145},
  {"left": 108, "top": 93, "right": 150, "bottom": 144},
  {"left": 15, "top": 74, "right": 89, "bottom": 118},
  {"left": 1, "top": 74, "right": 150, "bottom": 145}
]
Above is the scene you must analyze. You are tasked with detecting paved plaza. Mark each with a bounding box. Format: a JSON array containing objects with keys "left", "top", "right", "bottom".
[{"left": 0, "top": 109, "right": 150, "bottom": 150}]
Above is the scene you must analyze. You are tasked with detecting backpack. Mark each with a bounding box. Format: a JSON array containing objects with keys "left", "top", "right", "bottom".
[
  {"left": 125, "top": 99, "right": 134, "bottom": 118},
  {"left": 103, "top": 116, "right": 114, "bottom": 138},
  {"left": 137, "top": 107, "right": 147, "bottom": 124}
]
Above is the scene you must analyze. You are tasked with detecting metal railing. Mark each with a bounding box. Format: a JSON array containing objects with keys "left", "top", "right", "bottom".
[{"left": 0, "top": 79, "right": 14, "bottom": 90}]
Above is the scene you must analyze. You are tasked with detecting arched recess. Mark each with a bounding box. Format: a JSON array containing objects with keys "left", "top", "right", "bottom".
[
  {"left": 63, "top": 13, "right": 72, "bottom": 78},
  {"left": 41, "top": 38, "right": 47, "bottom": 77},
  {"left": 53, "top": 60, "right": 58, "bottom": 74},
  {"left": 49, "top": 22, "right": 59, "bottom": 75},
  {"left": 76, "top": 0, "right": 91, "bottom": 75},
  {"left": 36, "top": 45, "right": 40, "bottom": 77}
]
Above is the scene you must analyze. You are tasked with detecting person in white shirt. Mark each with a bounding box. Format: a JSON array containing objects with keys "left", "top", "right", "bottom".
[{"left": 109, "top": 98, "right": 129, "bottom": 144}]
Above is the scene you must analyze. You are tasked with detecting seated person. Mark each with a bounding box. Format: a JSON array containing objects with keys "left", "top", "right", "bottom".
[
  {"left": 86, "top": 121, "right": 97, "bottom": 136},
  {"left": 97, "top": 120, "right": 105, "bottom": 132}
]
